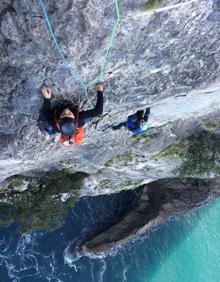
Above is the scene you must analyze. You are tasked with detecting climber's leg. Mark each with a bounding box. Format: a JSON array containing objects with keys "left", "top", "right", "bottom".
[
  {"left": 144, "top": 108, "right": 150, "bottom": 122},
  {"left": 112, "top": 122, "right": 127, "bottom": 130},
  {"left": 136, "top": 110, "right": 144, "bottom": 122}
]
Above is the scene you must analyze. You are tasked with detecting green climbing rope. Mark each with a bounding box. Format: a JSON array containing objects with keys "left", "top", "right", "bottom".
[
  {"left": 39, "top": 0, "right": 120, "bottom": 105},
  {"left": 85, "top": 0, "right": 120, "bottom": 94}
]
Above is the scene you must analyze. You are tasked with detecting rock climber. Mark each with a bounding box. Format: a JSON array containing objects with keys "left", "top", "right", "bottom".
[
  {"left": 112, "top": 108, "right": 150, "bottom": 134},
  {"left": 38, "top": 83, "right": 104, "bottom": 146}
]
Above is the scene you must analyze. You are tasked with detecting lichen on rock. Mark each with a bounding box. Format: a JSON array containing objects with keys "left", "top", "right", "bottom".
[
  {"left": 177, "top": 131, "right": 220, "bottom": 177},
  {"left": 0, "top": 170, "right": 87, "bottom": 232},
  {"left": 0, "top": 0, "right": 220, "bottom": 246}
]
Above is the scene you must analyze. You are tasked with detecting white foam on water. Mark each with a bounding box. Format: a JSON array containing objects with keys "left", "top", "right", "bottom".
[{"left": 98, "top": 259, "right": 107, "bottom": 282}]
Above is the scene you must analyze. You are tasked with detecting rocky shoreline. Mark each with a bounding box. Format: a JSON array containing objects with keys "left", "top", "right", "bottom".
[
  {"left": 81, "top": 177, "right": 220, "bottom": 253},
  {"left": 0, "top": 0, "right": 220, "bottom": 252}
]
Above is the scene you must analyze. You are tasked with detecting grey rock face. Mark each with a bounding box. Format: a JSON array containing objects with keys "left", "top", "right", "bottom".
[
  {"left": 208, "top": 0, "right": 220, "bottom": 21},
  {"left": 0, "top": 0, "right": 220, "bottom": 192}
]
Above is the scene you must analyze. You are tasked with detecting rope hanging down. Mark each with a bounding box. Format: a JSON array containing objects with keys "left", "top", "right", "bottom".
[
  {"left": 39, "top": 0, "right": 86, "bottom": 89},
  {"left": 39, "top": 0, "right": 120, "bottom": 101},
  {"left": 85, "top": 0, "right": 120, "bottom": 93}
]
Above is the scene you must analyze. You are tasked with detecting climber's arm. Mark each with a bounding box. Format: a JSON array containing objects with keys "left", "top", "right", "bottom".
[
  {"left": 79, "top": 84, "right": 104, "bottom": 126},
  {"left": 40, "top": 85, "right": 54, "bottom": 124}
]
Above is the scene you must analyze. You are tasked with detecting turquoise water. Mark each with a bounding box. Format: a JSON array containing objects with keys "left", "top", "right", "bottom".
[
  {"left": 148, "top": 199, "right": 220, "bottom": 282},
  {"left": 0, "top": 193, "right": 220, "bottom": 281},
  {"left": 119, "top": 198, "right": 220, "bottom": 282}
]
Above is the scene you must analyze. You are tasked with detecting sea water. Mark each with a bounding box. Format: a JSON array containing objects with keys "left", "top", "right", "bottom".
[{"left": 0, "top": 191, "right": 220, "bottom": 282}]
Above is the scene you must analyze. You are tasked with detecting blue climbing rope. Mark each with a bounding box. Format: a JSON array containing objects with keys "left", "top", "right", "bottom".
[
  {"left": 39, "top": 0, "right": 86, "bottom": 88},
  {"left": 39, "top": 0, "right": 120, "bottom": 103}
]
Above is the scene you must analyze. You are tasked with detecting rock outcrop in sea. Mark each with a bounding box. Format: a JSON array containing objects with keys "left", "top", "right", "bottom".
[
  {"left": 0, "top": 0, "right": 220, "bottom": 250},
  {"left": 81, "top": 177, "right": 220, "bottom": 252}
]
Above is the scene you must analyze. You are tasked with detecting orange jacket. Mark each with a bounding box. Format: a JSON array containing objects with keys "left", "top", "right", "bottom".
[
  {"left": 54, "top": 111, "right": 84, "bottom": 146},
  {"left": 59, "top": 127, "right": 84, "bottom": 146}
]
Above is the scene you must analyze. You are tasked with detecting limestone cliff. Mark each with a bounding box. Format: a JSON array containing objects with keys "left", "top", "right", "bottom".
[{"left": 0, "top": 0, "right": 220, "bottom": 241}]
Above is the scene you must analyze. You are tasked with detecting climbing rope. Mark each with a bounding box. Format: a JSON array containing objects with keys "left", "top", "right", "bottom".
[
  {"left": 85, "top": 0, "right": 120, "bottom": 93},
  {"left": 39, "top": 0, "right": 120, "bottom": 105},
  {"left": 39, "top": 0, "right": 86, "bottom": 89}
]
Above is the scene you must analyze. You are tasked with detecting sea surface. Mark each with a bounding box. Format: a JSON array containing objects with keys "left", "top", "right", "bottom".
[{"left": 0, "top": 189, "right": 220, "bottom": 282}]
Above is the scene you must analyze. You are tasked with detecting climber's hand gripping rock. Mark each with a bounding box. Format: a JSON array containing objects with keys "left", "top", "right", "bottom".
[{"left": 41, "top": 84, "right": 53, "bottom": 99}]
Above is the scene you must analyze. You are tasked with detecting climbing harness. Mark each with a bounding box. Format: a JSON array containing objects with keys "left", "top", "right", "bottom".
[{"left": 39, "top": 0, "right": 120, "bottom": 106}]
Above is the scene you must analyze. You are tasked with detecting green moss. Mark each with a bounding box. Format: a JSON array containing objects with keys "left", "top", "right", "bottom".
[
  {"left": 131, "top": 131, "right": 149, "bottom": 140},
  {"left": 143, "top": 166, "right": 150, "bottom": 171},
  {"left": 105, "top": 159, "right": 114, "bottom": 167},
  {"left": 0, "top": 171, "right": 87, "bottom": 233},
  {"left": 153, "top": 139, "right": 185, "bottom": 160},
  {"left": 120, "top": 179, "right": 142, "bottom": 187},
  {"left": 8, "top": 179, "right": 24, "bottom": 190},
  {"left": 143, "top": 0, "right": 164, "bottom": 11},
  {"left": 98, "top": 179, "right": 143, "bottom": 192},
  {"left": 91, "top": 113, "right": 112, "bottom": 129},
  {"left": 202, "top": 120, "right": 218, "bottom": 131},
  {"left": 152, "top": 131, "right": 220, "bottom": 177},
  {"left": 105, "top": 151, "right": 138, "bottom": 167},
  {"left": 66, "top": 165, "right": 76, "bottom": 173},
  {"left": 0, "top": 187, "right": 9, "bottom": 193},
  {"left": 58, "top": 159, "right": 76, "bottom": 174},
  {"left": 98, "top": 179, "right": 114, "bottom": 190},
  {"left": 0, "top": 178, "right": 26, "bottom": 193},
  {"left": 130, "top": 131, "right": 159, "bottom": 149},
  {"left": 130, "top": 130, "right": 149, "bottom": 140},
  {"left": 176, "top": 131, "right": 220, "bottom": 177}
]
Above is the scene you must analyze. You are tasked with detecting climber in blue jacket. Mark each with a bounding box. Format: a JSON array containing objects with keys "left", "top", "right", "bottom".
[{"left": 112, "top": 108, "right": 150, "bottom": 133}]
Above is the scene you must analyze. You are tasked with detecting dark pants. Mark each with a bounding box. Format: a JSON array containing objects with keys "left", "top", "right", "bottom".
[
  {"left": 112, "top": 108, "right": 150, "bottom": 131},
  {"left": 136, "top": 108, "right": 150, "bottom": 123},
  {"left": 37, "top": 111, "right": 55, "bottom": 135},
  {"left": 37, "top": 111, "right": 47, "bottom": 131}
]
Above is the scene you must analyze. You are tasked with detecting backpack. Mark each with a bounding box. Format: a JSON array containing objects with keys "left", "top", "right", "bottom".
[{"left": 127, "top": 114, "right": 148, "bottom": 134}]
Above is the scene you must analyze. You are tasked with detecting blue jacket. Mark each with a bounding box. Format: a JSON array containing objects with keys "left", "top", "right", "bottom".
[{"left": 127, "top": 114, "right": 148, "bottom": 134}]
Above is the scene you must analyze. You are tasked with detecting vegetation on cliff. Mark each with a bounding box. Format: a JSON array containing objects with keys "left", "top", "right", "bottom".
[
  {"left": 177, "top": 131, "right": 220, "bottom": 177},
  {"left": 0, "top": 170, "right": 87, "bottom": 233},
  {"left": 154, "top": 131, "right": 220, "bottom": 177}
]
